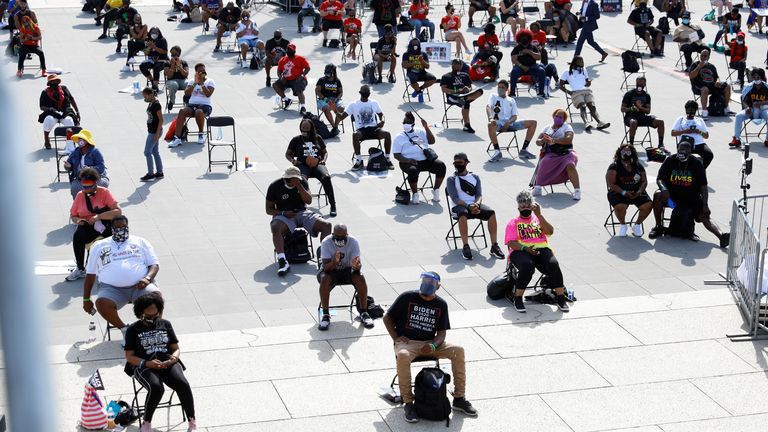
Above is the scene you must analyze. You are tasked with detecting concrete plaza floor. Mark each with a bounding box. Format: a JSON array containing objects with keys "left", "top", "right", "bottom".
[{"left": 3, "top": 0, "right": 768, "bottom": 429}]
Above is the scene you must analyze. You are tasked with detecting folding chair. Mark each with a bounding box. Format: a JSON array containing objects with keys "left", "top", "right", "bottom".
[
  {"left": 511, "top": 73, "right": 536, "bottom": 97},
  {"left": 445, "top": 188, "right": 488, "bottom": 249},
  {"left": 205, "top": 116, "right": 237, "bottom": 172},
  {"left": 486, "top": 128, "right": 521, "bottom": 157},
  {"left": 220, "top": 31, "right": 239, "bottom": 53},
  {"left": 315, "top": 248, "right": 359, "bottom": 321},
  {"left": 131, "top": 373, "right": 186, "bottom": 428},
  {"left": 539, "top": 19, "right": 558, "bottom": 56},
  {"left": 441, "top": 91, "right": 465, "bottom": 128},
  {"left": 341, "top": 34, "right": 364, "bottom": 64},
  {"left": 674, "top": 42, "right": 699, "bottom": 72},
  {"left": 522, "top": 5, "right": 541, "bottom": 21},
  {"left": 52, "top": 126, "right": 82, "bottom": 182},
  {"left": 182, "top": 113, "right": 210, "bottom": 142},
  {"left": 563, "top": 88, "right": 592, "bottom": 125},
  {"left": 621, "top": 123, "right": 653, "bottom": 147},
  {"left": 310, "top": 177, "right": 329, "bottom": 209},
  {"left": 314, "top": 93, "right": 346, "bottom": 134},
  {"left": 399, "top": 170, "right": 435, "bottom": 194},
  {"left": 723, "top": 49, "right": 743, "bottom": 90},
  {"left": 631, "top": 33, "right": 651, "bottom": 57},
  {"left": 349, "top": 114, "right": 383, "bottom": 163},
  {"left": 128, "top": 51, "right": 148, "bottom": 72},
  {"left": 740, "top": 118, "right": 767, "bottom": 144},
  {"left": 401, "top": 66, "right": 433, "bottom": 103},
  {"left": 604, "top": 202, "right": 642, "bottom": 235},
  {"left": 370, "top": 41, "right": 394, "bottom": 80},
  {"left": 620, "top": 54, "right": 646, "bottom": 91}
]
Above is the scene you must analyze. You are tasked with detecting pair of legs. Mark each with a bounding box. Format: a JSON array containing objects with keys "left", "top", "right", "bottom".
[
  {"left": 95, "top": 282, "right": 160, "bottom": 329},
  {"left": 444, "top": 30, "right": 469, "bottom": 56},
  {"left": 72, "top": 223, "right": 112, "bottom": 271},
  {"left": 572, "top": 90, "right": 606, "bottom": 126},
  {"left": 651, "top": 192, "right": 726, "bottom": 241},
  {"left": 625, "top": 115, "right": 665, "bottom": 146},
  {"left": 270, "top": 213, "right": 331, "bottom": 254},
  {"left": 319, "top": 269, "right": 368, "bottom": 313},
  {"left": 352, "top": 127, "right": 391, "bottom": 157},
  {"left": 98, "top": 7, "right": 118, "bottom": 33},
  {"left": 239, "top": 38, "right": 265, "bottom": 61},
  {"left": 509, "top": 64, "right": 546, "bottom": 95},
  {"left": 139, "top": 61, "right": 166, "bottom": 89},
  {"left": 319, "top": 98, "right": 344, "bottom": 128},
  {"left": 447, "top": 88, "right": 484, "bottom": 126},
  {"left": 453, "top": 205, "right": 499, "bottom": 247},
  {"left": 574, "top": 28, "right": 607, "bottom": 57},
  {"left": 202, "top": 7, "right": 218, "bottom": 30},
  {"left": 375, "top": 23, "right": 397, "bottom": 38},
  {"left": 467, "top": 2, "right": 496, "bottom": 26},
  {"left": 215, "top": 22, "right": 237, "bottom": 48},
  {"left": 501, "top": 14, "right": 525, "bottom": 36},
  {"left": 299, "top": 163, "right": 337, "bottom": 208},
  {"left": 374, "top": 53, "right": 397, "bottom": 80},
  {"left": 395, "top": 340, "right": 466, "bottom": 404},
  {"left": 345, "top": 33, "right": 360, "bottom": 58},
  {"left": 182, "top": 4, "right": 199, "bottom": 20},
  {"left": 127, "top": 39, "right": 145, "bottom": 62},
  {"left": 695, "top": 83, "right": 732, "bottom": 112},
  {"left": 680, "top": 43, "right": 705, "bottom": 69},
  {"left": 508, "top": 247, "right": 566, "bottom": 299},
  {"left": 548, "top": 22, "right": 571, "bottom": 44},
  {"left": 407, "top": 72, "right": 437, "bottom": 96},
  {"left": 399, "top": 159, "right": 446, "bottom": 195},
  {"left": 42, "top": 115, "right": 75, "bottom": 149},
  {"left": 144, "top": 132, "right": 163, "bottom": 175},
  {"left": 636, "top": 26, "right": 663, "bottom": 54},
  {"left": 17, "top": 44, "right": 45, "bottom": 74},
  {"left": 173, "top": 105, "right": 211, "bottom": 141},
  {"left": 166, "top": 78, "right": 187, "bottom": 108},
  {"left": 734, "top": 107, "right": 768, "bottom": 143},
  {"left": 488, "top": 120, "right": 537, "bottom": 149},
  {"left": 322, "top": 19, "right": 342, "bottom": 43},
  {"left": 134, "top": 364, "right": 195, "bottom": 425},
  {"left": 272, "top": 77, "right": 307, "bottom": 106},
  {"left": 608, "top": 192, "right": 652, "bottom": 225},
  {"left": 297, "top": 8, "right": 321, "bottom": 31},
  {"left": 729, "top": 60, "right": 746, "bottom": 85},
  {"left": 410, "top": 18, "right": 435, "bottom": 40}
]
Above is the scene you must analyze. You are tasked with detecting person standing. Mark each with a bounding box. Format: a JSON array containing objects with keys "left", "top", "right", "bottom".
[
  {"left": 574, "top": 0, "right": 607, "bottom": 61},
  {"left": 141, "top": 88, "right": 164, "bottom": 182}
]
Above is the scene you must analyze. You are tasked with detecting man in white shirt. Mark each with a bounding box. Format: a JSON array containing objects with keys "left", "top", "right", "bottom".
[
  {"left": 486, "top": 80, "right": 538, "bottom": 162},
  {"left": 392, "top": 111, "right": 446, "bottom": 204},
  {"left": 82, "top": 216, "right": 161, "bottom": 341},
  {"left": 334, "top": 85, "right": 394, "bottom": 170},
  {"left": 558, "top": 56, "right": 610, "bottom": 130},
  {"left": 671, "top": 99, "right": 713, "bottom": 168},
  {"left": 236, "top": 11, "right": 265, "bottom": 67},
  {"left": 169, "top": 63, "right": 215, "bottom": 147},
  {"left": 297, "top": 0, "right": 321, "bottom": 32}
]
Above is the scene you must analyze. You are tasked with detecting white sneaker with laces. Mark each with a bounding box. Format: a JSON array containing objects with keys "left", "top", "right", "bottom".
[
  {"left": 197, "top": 133, "right": 205, "bottom": 144},
  {"left": 632, "top": 224, "right": 643, "bottom": 237},
  {"left": 168, "top": 136, "right": 182, "bottom": 148},
  {"left": 572, "top": 189, "right": 581, "bottom": 200},
  {"left": 618, "top": 224, "right": 628, "bottom": 237},
  {"left": 532, "top": 185, "right": 542, "bottom": 196},
  {"left": 412, "top": 192, "right": 422, "bottom": 205},
  {"left": 431, "top": 189, "right": 440, "bottom": 202}
]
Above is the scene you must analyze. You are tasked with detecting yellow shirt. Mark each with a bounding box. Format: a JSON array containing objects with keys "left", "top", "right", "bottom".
[{"left": 107, "top": 0, "right": 124, "bottom": 9}]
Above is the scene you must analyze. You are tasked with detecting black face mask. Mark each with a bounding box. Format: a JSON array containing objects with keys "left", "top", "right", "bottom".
[
  {"left": 360, "top": 92, "right": 370, "bottom": 99},
  {"left": 685, "top": 110, "right": 696, "bottom": 118},
  {"left": 520, "top": 209, "right": 533, "bottom": 218},
  {"left": 332, "top": 235, "right": 347, "bottom": 248},
  {"left": 454, "top": 164, "right": 466, "bottom": 172},
  {"left": 286, "top": 50, "right": 295, "bottom": 57},
  {"left": 274, "top": 36, "right": 282, "bottom": 41},
  {"left": 48, "top": 82, "right": 59, "bottom": 88}
]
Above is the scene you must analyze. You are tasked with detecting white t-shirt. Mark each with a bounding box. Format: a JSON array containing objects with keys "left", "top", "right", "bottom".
[
  {"left": 345, "top": 99, "right": 382, "bottom": 129},
  {"left": 186, "top": 78, "right": 216, "bottom": 106},
  {"left": 236, "top": 21, "right": 258, "bottom": 40},
  {"left": 393, "top": 129, "right": 429, "bottom": 161},
  {"left": 560, "top": 69, "right": 590, "bottom": 91},
  {"left": 671, "top": 115, "right": 708, "bottom": 146},
  {"left": 487, "top": 94, "right": 519, "bottom": 122},
  {"left": 86, "top": 235, "right": 159, "bottom": 287},
  {"left": 542, "top": 123, "right": 574, "bottom": 140}
]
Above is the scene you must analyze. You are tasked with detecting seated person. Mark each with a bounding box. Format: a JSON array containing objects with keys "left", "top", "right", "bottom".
[
  {"left": 473, "top": 23, "right": 502, "bottom": 66},
  {"left": 486, "top": 79, "right": 537, "bottom": 161},
  {"left": 440, "top": 58, "right": 484, "bottom": 133},
  {"left": 447, "top": 152, "right": 506, "bottom": 260},
  {"left": 16, "top": 15, "right": 44, "bottom": 77},
  {"left": 383, "top": 271, "right": 478, "bottom": 423},
  {"left": 672, "top": 100, "right": 712, "bottom": 168},
  {"left": 264, "top": 30, "right": 289, "bottom": 87},
  {"left": 297, "top": 0, "right": 321, "bottom": 33},
  {"left": 122, "top": 14, "right": 146, "bottom": 70},
  {"left": 441, "top": 3, "right": 470, "bottom": 58},
  {"left": 509, "top": 29, "right": 547, "bottom": 98},
  {"left": 124, "top": 293, "right": 197, "bottom": 432},
  {"left": 334, "top": 85, "right": 394, "bottom": 170},
  {"left": 317, "top": 224, "right": 374, "bottom": 330},
  {"left": 732, "top": 68, "right": 768, "bottom": 148},
  {"left": 468, "top": 55, "right": 498, "bottom": 82},
  {"left": 606, "top": 144, "right": 652, "bottom": 237},
  {"left": 169, "top": 63, "right": 215, "bottom": 147},
  {"left": 672, "top": 11, "right": 706, "bottom": 71},
  {"left": 273, "top": 44, "right": 310, "bottom": 113},
  {"left": 373, "top": 24, "right": 398, "bottom": 84},
  {"left": 201, "top": 0, "right": 221, "bottom": 32},
  {"left": 620, "top": 77, "right": 665, "bottom": 147},
  {"left": 93, "top": 0, "right": 122, "bottom": 25},
  {"left": 316, "top": 64, "right": 344, "bottom": 135},
  {"left": 319, "top": 0, "right": 344, "bottom": 46},
  {"left": 726, "top": 31, "right": 747, "bottom": 88},
  {"left": 527, "top": 22, "right": 558, "bottom": 84},
  {"left": 104, "top": 0, "right": 137, "bottom": 53},
  {"left": 689, "top": 49, "right": 734, "bottom": 118},
  {"left": 164, "top": 46, "right": 190, "bottom": 111},
  {"left": 467, "top": 0, "right": 496, "bottom": 28},
  {"left": 649, "top": 138, "right": 730, "bottom": 247},
  {"left": 499, "top": 0, "right": 524, "bottom": 36},
  {"left": 285, "top": 118, "right": 338, "bottom": 216},
  {"left": 139, "top": 27, "right": 169, "bottom": 92},
  {"left": 546, "top": 3, "right": 578, "bottom": 44},
  {"left": 39, "top": 74, "right": 80, "bottom": 149},
  {"left": 403, "top": 38, "right": 437, "bottom": 104},
  {"left": 266, "top": 166, "right": 332, "bottom": 276},
  {"left": 664, "top": 0, "right": 685, "bottom": 25},
  {"left": 181, "top": 0, "right": 201, "bottom": 21},
  {"left": 749, "top": 0, "right": 767, "bottom": 34},
  {"left": 213, "top": 1, "right": 241, "bottom": 52},
  {"left": 713, "top": 6, "right": 741, "bottom": 49},
  {"left": 627, "top": 0, "right": 664, "bottom": 56},
  {"left": 342, "top": 9, "right": 362, "bottom": 59},
  {"left": 544, "top": 0, "right": 570, "bottom": 15},
  {"left": 558, "top": 56, "right": 609, "bottom": 130},
  {"left": 505, "top": 190, "right": 570, "bottom": 312},
  {"left": 64, "top": 130, "right": 109, "bottom": 199},
  {"left": 533, "top": 109, "right": 581, "bottom": 200},
  {"left": 408, "top": 0, "right": 435, "bottom": 41},
  {"left": 236, "top": 11, "right": 266, "bottom": 67},
  {"left": 393, "top": 112, "right": 445, "bottom": 205}
]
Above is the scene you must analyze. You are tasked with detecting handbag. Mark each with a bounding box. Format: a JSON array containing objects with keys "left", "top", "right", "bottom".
[
  {"left": 405, "top": 131, "right": 438, "bottom": 161},
  {"left": 395, "top": 186, "right": 411, "bottom": 205}
]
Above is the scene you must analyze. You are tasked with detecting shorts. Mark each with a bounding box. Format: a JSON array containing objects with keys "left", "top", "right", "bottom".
[
  {"left": 407, "top": 70, "right": 436, "bottom": 84},
  {"left": 452, "top": 203, "right": 495, "bottom": 220},
  {"left": 496, "top": 120, "right": 525, "bottom": 132},
  {"left": 500, "top": 13, "right": 518, "bottom": 22},
  {"left": 187, "top": 104, "right": 213, "bottom": 116},
  {"left": 277, "top": 76, "right": 308, "bottom": 94},
  {"left": 317, "top": 97, "right": 344, "bottom": 111},
  {"left": 322, "top": 19, "right": 343, "bottom": 31},
  {"left": 272, "top": 210, "right": 324, "bottom": 234},
  {"left": 96, "top": 282, "right": 160, "bottom": 310},
  {"left": 571, "top": 89, "right": 594, "bottom": 107},
  {"left": 634, "top": 25, "right": 659, "bottom": 38},
  {"left": 607, "top": 191, "right": 652, "bottom": 207},
  {"left": 319, "top": 268, "right": 360, "bottom": 287},
  {"left": 238, "top": 37, "right": 261, "bottom": 48},
  {"left": 356, "top": 126, "right": 381, "bottom": 140},
  {"left": 624, "top": 114, "right": 656, "bottom": 127}
]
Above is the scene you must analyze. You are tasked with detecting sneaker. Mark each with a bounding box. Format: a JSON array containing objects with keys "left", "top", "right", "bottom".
[
  {"left": 351, "top": 159, "right": 364, "bottom": 170},
  {"left": 572, "top": 189, "right": 581, "bottom": 200},
  {"left": 140, "top": 421, "right": 152, "bottom": 432},
  {"left": 490, "top": 243, "right": 505, "bottom": 259},
  {"left": 119, "top": 63, "right": 131, "bottom": 73},
  {"left": 532, "top": 185, "right": 542, "bottom": 196},
  {"left": 487, "top": 149, "right": 502, "bottom": 162},
  {"left": 463, "top": 124, "right": 475, "bottom": 133},
  {"left": 300, "top": 105, "right": 307, "bottom": 114},
  {"left": 213, "top": 45, "right": 221, "bottom": 52},
  {"left": 360, "top": 311, "right": 374, "bottom": 329},
  {"left": 417, "top": 91, "right": 424, "bottom": 103},
  {"left": 632, "top": 224, "right": 643, "bottom": 237},
  {"left": 730, "top": 137, "right": 742, "bottom": 147},
  {"left": 323, "top": 39, "right": 328, "bottom": 47},
  {"left": 431, "top": 189, "right": 441, "bottom": 203},
  {"left": 452, "top": 397, "right": 478, "bottom": 416},
  {"left": 600, "top": 52, "right": 608, "bottom": 63},
  {"left": 375, "top": 75, "right": 383, "bottom": 84},
  {"left": 720, "top": 232, "right": 731, "bottom": 248},
  {"left": 617, "top": 224, "right": 628, "bottom": 237},
  {"left": 388, "top": 73, "right": 396, "bottom": 83},
  {"left": 518, "top": 149, "right": 536, "bottom": 159},
  {"left": 461, "top": 244, "right": 473, "bottom": 260},
  {"left": 266, "top": 76, "right": 271, "bottom": 87},
  {"left": 203, "top": 22, "right": 209, "bottom": 32},
  {"left": 584, "top": 122, "right": 594, "bottom": 131},
  {"left": 329, "top": 204, "right": 337, "bottom": 217},
  {"left": 115, "top": 46, "right": 122, "bottom": 53},
  {"left": 404, "top": 403, "right": 419, "bottom": 423},
  {"left": 197, "top": 133, "right": 205, "bottom": 144},
  {"left": 65, "top": 268, "right": 86, "bottom": 281},
  {"left": 648, "top": 226, "right": 664, "bottom": 239},
  {"left": 41, "top": 69, "right": 47, "bottom": 77},
  {"left": 283, "top": 98, "right": 293, "bottom": 110},
  {"left": 412, "top": 192, "right": 422, "bottom": 205},
  {"left": 277, "top": 257, "right": 290, "bottom": 276},
  {"left": 726, "top": 107, "right": 736, "bottom": 115},
  {"left": 514, "top": 296, "right": 526, "bottom": 312},
  {"left": 154, "top": 172, "right": 164, "bottom": 179},
  {"left": 312, "top": 27, "right": 320, "bottom": 33},
  {"left": 596, "top": 121, "right": 611, "bottom": 130},
  {"left": 140, "top": 173, "right": 156, "bottom": 182},
  {"left": 168, "top": 136, "right": 183, "bottom": 148},
  {"left": 318, "top": 314, "right": 331, "bottom": 330},
  {"left": 330, "top": 127, "right": 339, "bottom": 137},
  {"left": 166, "top": 101, "right": 173, "bottom": 112},
  {"left": 557, "top": 295, "right": 570, "bottom": 312},
  {"left": 467, "top": 19, "right": 474, "bottom": 28},
  {"left": 187, "top": 418, "right": 197, "bottom": 432},
  {"left": 701, "top": 109, "right": 709, "bottom": 119},
  {"left": 387, "top": 159, "right": 394, "bottom": 170},
  {"left": 98, "top": 33, "right": 107, "bottom": 40}
]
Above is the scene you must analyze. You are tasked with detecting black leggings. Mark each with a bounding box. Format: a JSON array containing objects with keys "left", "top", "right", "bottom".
[
  {"left": 509, "top": 247, "right": 563, "bottom": 291},
  {"left": 127, "top": 39, "right": 145, "bottom": 60},
  {"left": 18, "top": 44, "right": 45, "bottom": 70},
  {"left": 399, "top": 159, "right": 447, "bottom": 184},
  {"left": 139, "top": 61, "right": 166, "bottom": 83},
  {"left": 299, "top": 163, "right": 336, "bottom": 206},
  {"left": 693, "top": 143, "right": 714, "bottom": 169},
  {"left": 134, "top": 363, "right": 195, "bottom": 422},
  {"left": 73, "top": 223, "right": 112, "bottom": 270}
]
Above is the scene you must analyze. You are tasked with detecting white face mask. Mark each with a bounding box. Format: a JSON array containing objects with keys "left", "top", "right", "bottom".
[
  {"left": 150, "top": 33, "right": 158, "bottom": 40},
  {"left": 754, "top": 80, "right": 764, "bottom": 86},
  {"left": 403, "top": 123, "right": 414, "bottom": 133}
]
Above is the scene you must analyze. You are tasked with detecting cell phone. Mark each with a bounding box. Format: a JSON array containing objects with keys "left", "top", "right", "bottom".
[{"left": 89, "top": 306, "right": 97, "bottom": 315}]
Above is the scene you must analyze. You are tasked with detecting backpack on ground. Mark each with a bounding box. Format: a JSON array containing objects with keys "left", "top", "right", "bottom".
[
  {"left": 303, "top": 112, "right": 334, "bottom": 139},
  {"left": 621, "top": 50, "right": 640, "bottom": 72},
  {"left": 355, "top": 295, "right": 384, "bottom": 318},
  {"left": 395, "top": 186, "right": 411, "bottom": 204},
  {"left": 658, "top": 17, "right": 670, "bottom": 34},
  {"left": 419, "top": 28, "right": 429, "bottom": 42},
  {"left": 328, "top": 39, "right": 341, "bottom": 48},
  {"left": 284, "top": 228, "right": 312, "bottom": 264},
  {"left": 362, "top": 62, "right": 376, "bottom": 84},
  {"left": 249, "top": 55, "right": 261, "bottom": 70},
  {"left": 645, "top": 146, "right": 669, "bottom": 163},
  {"left": 413, "top": 367, "right": 452, "bottom": 426},
  {"left": 702, "top": 9, "right": 716, "bottom": 21},
  {"left": 666, "top": 204, "right": 696, "bottom": 239},
  {"left": 487, "top": 272, "right": 513, "bottom": 300},
  {"left": 707, "top": 91, "right": 726, "bottom": 117},
  {"left": 366, "top": 146, "right": 387, "bottom": 172},
  {"left": 397, "top": 16, "right": 414, "bottom": 32}
]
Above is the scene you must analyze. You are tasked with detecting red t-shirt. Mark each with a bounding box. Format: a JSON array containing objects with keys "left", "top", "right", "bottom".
[
  {"left": 344, "top": 17, "right": 362, "bottom": 34},
  {"left": 477, "top": 34, "right": 499, "bottom": 50},
  {"left": 70, "top": 188, "right": 118, "bottom": 219},
  {"left": 409, "top": 2, "right": 429, "bottom": 20},
  {"left": 729, "top": 40, "right": 748, "bottom": 62},
  {"left": 441, "top": 15, "right": 461, "bottom": 31},
  {"left": 278, "top": 55, "right": 310, "bottom": 81},
  {"left": 319, "top": 0, "right": 344, "bottom": 21},
  {"left": 469, "top": 61, "right": 493, "bottom": 81},
  {"left": 528, "top": 29, "right": 546, "bottom": 48}
]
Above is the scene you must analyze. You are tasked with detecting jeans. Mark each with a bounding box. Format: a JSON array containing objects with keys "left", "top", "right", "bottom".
[
  {"left": 409, "top": 18, "right": 435, "bottom": 40},
  {"left": 395, "top": 340, "right": 466, "bottom": 404},
  {"left": 166, "top": 78, "right": 186, "bottom": 105},
  {"left": 734, "top": 107, "right": 768, "bottom": 140},
  {"left": 134, "top": 362, "right": 195, "bottom": 422},
  {"left": 509, "top": 64, "right": 546, "bottom": 95},
  {"left": 144, "top": 133, "right": 163, "bottom": 174},
  {"left": 297, "top": 8, "right": 320, "bottom": 30},
  {"left": 18, "top": 44, "right": 46, "bottom": 71}
]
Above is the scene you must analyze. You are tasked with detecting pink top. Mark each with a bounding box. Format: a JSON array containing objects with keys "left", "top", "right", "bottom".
[
  {"left": 70, "top": 187, "right": 118, "bottom": 219},
  {"left": 504, "top": 215, "right": 550, "bottom": 249}
]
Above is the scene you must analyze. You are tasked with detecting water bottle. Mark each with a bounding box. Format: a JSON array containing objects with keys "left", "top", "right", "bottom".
[
  {"left": 544, "top": 77, "right": 551, "bottom": 97},
  {"left": 505, "top": 31, "right": 511, "bottom": 47},
  {"left": 273, "top": 95, "right": 282, "bottom": 110},
  {"left": 87, "top": 321, "right": 96, "bottom": 343},
  {"left": 132, "top": 80, "right": 140, "bottom": 94},
  {"left": 216, "top": 128, "right": 223, "bottom": 141},
  {"left": 667, "top": 198, "right": 676, "bottom": 209}
]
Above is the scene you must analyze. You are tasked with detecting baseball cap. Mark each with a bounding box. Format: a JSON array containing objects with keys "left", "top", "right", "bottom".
[{"left": 453, "top": 152, "right": 470, "bottom": 162}]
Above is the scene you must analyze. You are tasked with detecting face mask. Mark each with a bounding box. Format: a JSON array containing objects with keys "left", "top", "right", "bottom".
[
  {"left": 553, "top": 116, "right": 564, "bottom": 126},
  {"left": 301, "top": 130, "right": 309, "bottom": 136},
  {"left": 325, "top": 72, "right": 332, "bottom": 78},
  {"left": 754, "top": 79, "right": 764, "bottom": 86},
  {"left": 360, "top": 92, "right": 370, "bottom": 99},
  {"left": 77, "top": 140, "right": 86, "bottom": 148},
  {"left": 112, "top": 226, "right": 129, "bottom": 243},
  {"left": 403, "top": 123, "right": 414, "bottom": 133},
  {"left": 453, "top": 164, "right": 466, "bottom": 172},
  {"left": 332, "top": 235, "right": 347, "bottom": 248},
  {"left": 682, "top": 19, "right": 690, "bottom": 25},
  {"left": 520, "top": 209, "right": 533, "bottom": 218},
  {"left": 621, "top": 150, "right": 632, "bottom": 159},
  {"left": 636, "top": 86, "right": 645, "bottom": 92},
  {"left": 287, "top": 50, "right": 295, "bottom": 57},
  {"left": 284, "top": 179, "right": 295, "bottom": 189},
  {"left": 274, "top": 36, "right": 282, "bottom": 41},
  {"left": 737, "top": 39, "right": 744, "bottom": 45},
  {"left": 410, "top": 44, "right": 418, "bottom": 51},
  {"left": 150, "top": 33, "right": 158, "bottom": 40},
  {"left": 142, "top": 314, "right": 158, "bottom": 325},
  {"left": 497, "top": 89, "right": 506, "bottom": 97},
  {"left": 242, "top": 16, "right": 250, "bottom": 20},
  {"left": 686, "top": 110, "right": 696, "bottom": 118},
  {"left": 677, "top": 150, "right": 690, "bottom": 162},
  {"left": 48, "top": 82, "right": 59, "bottom": 88}
]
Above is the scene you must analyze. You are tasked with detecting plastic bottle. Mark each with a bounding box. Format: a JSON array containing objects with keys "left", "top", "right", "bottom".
[
  {"left": 667, "top": 198, "right": 676, "bottom": 209},
  {"left": 273, "top": 95, "right": 282, "bottom": 110},
  {"left": 244, "top": 156, "right": 250, "bottom": 168},
  {"left": 544, "top": 77, "right": 551, "bottom": 97},
  {"left": 506, "top": 31, "right": 511, "bottom": 47},
  {"left": 88, "top": 321, "right": 96, "bottom": 343},
  {"left": 132, "top": 81, "right": 140, "bottom": 94},
  {"left": 216, "top": 128, "right": 223, "bottom": 140}
]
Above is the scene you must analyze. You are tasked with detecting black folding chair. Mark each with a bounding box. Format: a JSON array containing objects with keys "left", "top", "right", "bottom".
[
  {"left": 205, "top": 116, "right": 237, "bottom": 172},
  {"left": 445, "top": 188, "right": 487, "bottom": 250},
  {"left": 131, "top": 371, "right": 186, "bottom": 428},
  {"left": 52, "top": 126, "right": 82, "bottom": 182}
]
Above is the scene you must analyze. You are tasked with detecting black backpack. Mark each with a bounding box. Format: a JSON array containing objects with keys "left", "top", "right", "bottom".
[
  {"left": 397, "top": 16, "right": 414, "bottom": 32},
  {"left": 249, "top": 56, "right": 261, "bottom": 70},
  {"left": 707, "top": 92, "right": 726, "bottom": 117},
  {"left": 366, "top": 146, "right": 387, "bottom": 172},
  {"left": 414, "top": 368, "right": 452, "bottom": 426},
  {"left": 362, "top": 62, "right": 377, "bottom": 84},
  {"left": 658, "top": 17, "right": 670, "bottom": 35},
  {"left": 284, "top": 228, "right": 312, "bottom": 263},
  {"left": 419, "top": 28, "right": 429, "bottom": 42},
  {"left": 621, "top": 50, "right": 640, "bottom": 72},
  {"left": 487, "top": 272, "right": 513, "bottom": 300},
  {"left": 303, "top": 112, "right": 334, "bottom": 139},
  {"left": 666, "top": 204, "right": 696, "bottom": 239}
]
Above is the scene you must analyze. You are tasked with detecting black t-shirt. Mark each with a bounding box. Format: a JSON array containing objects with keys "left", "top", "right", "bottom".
[
  {"left": 316, "top": 77, "right": 342, "bottom": 98},
  {"left": 147, "top": 37, "right": 169, "bottom": 61},
  {"left": 621, "top": 89, "right": 651, "bottom": 118},
  {"left": 39, "top": 85, "right": 74, "bottom": 112},
  {"left": 745, "top": 84, "right": 768, "bottom": 108},
  {"left": 511, "top": 44, "right": 539, "bottom": 67},
  {"left": 146, "top": 100, "right": 162, "bottom": 133},
  {"left": 440, "top": 71, "right": 471, "bottom": 90},
  {"left": 690, "top": 61, "right": 718, "bottom": 87},
  {"left": 371, "top": 0, "right": 398, "bottom": 25},
  {"left": 386, "top": 290, "right": 450, "bottom": 341},
  {"left": 404, "top": 51, "right": 428, "bottom": 71},
  {"left": 608, "top": 162, "right": 645, "bottom": 192},
  {"left": 501, "top": 0, "right": 517, "bottom": 15},
  {"left": 377, "top": 37, "right": 396, "bottom": 54},
  {"left": 168, "top": 59, "right": 189, "bottom": 80},
  {"left": 287, "top": 135, "right": 327, "bottom": 165},
  {"left": 265, "top": 178, "right": 310, "bottom": 211},
  {"left": 266, "top": 37, "right": 290, "bottom": 54},
  {"left": 658, "top": 156, "right": 707, "bottom": 204},
  {"left": 722, "top": 12, "right": 741, "bottom": 32},
  {"left": 218, "top": 6, "right": 241, "bottom": 24},
  {"left": 628, "top": 7, "right": 654, "bottom": 26},
  {"left": 124, "top": 319, "right": 178, "bottom": 362}
]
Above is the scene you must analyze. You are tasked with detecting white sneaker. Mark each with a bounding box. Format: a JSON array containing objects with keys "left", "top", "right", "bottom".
[
  {"left": 701, "top": 109, "right": 709, "bottom": 119},
  {"left": 618, "top": 224, "right": 628, "bottom": 237},
  {"left": 197, "top": 133, "right": 205, "bottom": 144},
  {"left": 65, "top": 268, "right": 86, "bottom": 281},
  {"left": 168, "top": 137, "right": 182, "bottom": 148},
  {"left": 120, "top": 64, "right": 131, "bottom": 72},
  {"left": 411, "top": 192, "right": 422, "bottom": 205},
  {"left": 487, "top": 149, "right": 502, "bottom": 162},
  {"left": 532, "top": 185, "right": 542, "bottom": 196},
  {"left": 572, "top": 189, "right": 581, "bottom": 200},
  {"left": 632, "top": 224, "right": 643, "bottom": 237},
  {"left": 431, "top": 189, "right": 441, "bottom": 203}
]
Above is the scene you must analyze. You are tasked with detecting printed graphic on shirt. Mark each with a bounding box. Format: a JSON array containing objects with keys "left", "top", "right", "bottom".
[
  {"left": 302, "top": 142, "right": 319, "bottom": 157},
  {"left": 138, "top": 329, "right": 171, "bottom": 356},
  {"left": 516, "top": 220, "right": 544, "bottom": 242},
  {"left": 669, "top": 169, "right": 693, "bottom": 187},
  {"left": 405, "top": 302, "right": 442, "bottom": 334},
  {"left": 358, "top": 105, "right": 375, "bottom": 125},
  {"left": 99, "top": 246, "right": 112, "bottom": 266}
]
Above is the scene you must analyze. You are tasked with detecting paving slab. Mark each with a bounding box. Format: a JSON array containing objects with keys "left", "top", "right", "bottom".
[
  {"left": 691, "top": 372, "right": 768, "bottom": 416},
  {"left": 610, "top": 305, "right": 748, "bottom": 344},
  {"left": 208, "top": 411, "right": 391, "bottom": 432},
  {"left": 659, "top": 413, "right": 768, "bottom": 432}
]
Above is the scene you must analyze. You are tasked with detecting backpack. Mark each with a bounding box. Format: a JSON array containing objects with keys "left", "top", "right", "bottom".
[
  {"left": 666, "top": 204, "right": 696, "bottom": 239},
  {"left": 249, "top": 56, "right": 261, "bottom": 70},
  {"left": 354, "top": 295, "right": 384, "bottom": 318},
  {"left": 702, "top": 9, "right": 716, "bottom": 22},
  {"left": 362, "top": 62, "right": 376, "bottom": 84},
  {"left": 645, "top": 146, "right": 669, "bottom": 163},
  {"left": 419, "top": 28, "right": 429, "bottom": 42},
  {"left": 413, "top": 368, "right": 452, "bottom": 426},
  {"left": 328, "top": 39, "right": 341, "bottom": 48},
  {"left": 397, "top": 16, "right": 414, "bottom": 32},
  {"left": 395, "top": 186, "right": 411, "bottom": 204},
  {"left": 658, "top": 17, "right": 670, "bottom": 34},
  {"left": 621, "top": 50, "right": 640, "bottom": 73},
  {"left": 707, "top": 91, "right": 726, "bottom": 117},
  {"left": 487, "top": 272, "right": 512, "bottom": 300},
  {"left": 303, "top": 112, "right": 334, "bottom": 139},
  {"left": 284, "top": 228, "right": 312, "bottom": 264},
  {"left": 366, "top": 146, "right": 387, "bottom": 172}
]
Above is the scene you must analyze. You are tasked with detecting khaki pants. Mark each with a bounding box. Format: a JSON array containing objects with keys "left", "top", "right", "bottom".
[{"left": 394, "top": 340, "right": 466, "bottom": 404}]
